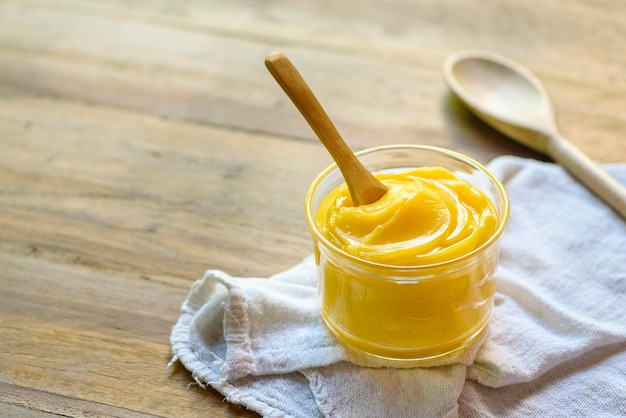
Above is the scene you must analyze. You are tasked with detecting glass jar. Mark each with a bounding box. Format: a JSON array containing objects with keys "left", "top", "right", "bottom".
[{"left": 305, "top": 145, "right": 509, "bottom": 362}]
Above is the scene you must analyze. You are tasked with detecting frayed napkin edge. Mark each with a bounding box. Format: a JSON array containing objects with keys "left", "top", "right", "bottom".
[{"left": 168, "top": 273, "right": 286, "bottom": 418}]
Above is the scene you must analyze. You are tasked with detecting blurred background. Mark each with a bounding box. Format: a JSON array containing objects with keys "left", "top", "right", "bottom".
[{"left": 2, "top": 0, "right": 624, "bottom": 162}]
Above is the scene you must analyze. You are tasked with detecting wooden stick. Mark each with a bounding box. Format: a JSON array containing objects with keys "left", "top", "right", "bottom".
[{"left": 265, "top": 51, "right": 387, "bottom": 206}]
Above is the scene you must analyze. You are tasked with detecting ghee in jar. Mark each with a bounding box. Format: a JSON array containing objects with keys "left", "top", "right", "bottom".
[
  {"left": 316, "top": 167, "right": 499, "bottom": 266},
  {"left": 311, "top": 159, "right": 505, "bottom": 361}
]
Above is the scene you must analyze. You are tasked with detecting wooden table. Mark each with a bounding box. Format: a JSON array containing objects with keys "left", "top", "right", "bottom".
[{"left": 1, "top": 1, "right": 624, "bottom": 416}]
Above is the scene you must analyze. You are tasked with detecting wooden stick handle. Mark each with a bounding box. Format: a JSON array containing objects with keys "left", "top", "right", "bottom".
[
  {"left": 265, "top": 51, "right": 387, "bottom": 205},
  {"left": 549, "top": 135, "right": 626, "bottom": 220},
  {"left": 265, "top": 52, "right": 349, "bottom": 162}
]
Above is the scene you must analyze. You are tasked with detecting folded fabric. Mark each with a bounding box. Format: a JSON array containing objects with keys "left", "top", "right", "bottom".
[{"left": 170, "top": 156, "right": 626, "bottom": 417}]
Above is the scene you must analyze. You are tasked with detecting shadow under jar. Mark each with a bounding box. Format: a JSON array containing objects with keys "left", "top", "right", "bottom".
[{"left": 305, "top": 145, "right": 510, "bottom": 363}]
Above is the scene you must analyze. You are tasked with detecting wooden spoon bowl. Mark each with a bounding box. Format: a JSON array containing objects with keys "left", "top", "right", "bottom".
[{"left": 444, "top": 50, "right": 626, "bottom": 220}]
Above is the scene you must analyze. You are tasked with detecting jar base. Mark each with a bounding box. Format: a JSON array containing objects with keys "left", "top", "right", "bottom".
[{"left": 321, "top": 308, "right": 491, "bottom": 365}]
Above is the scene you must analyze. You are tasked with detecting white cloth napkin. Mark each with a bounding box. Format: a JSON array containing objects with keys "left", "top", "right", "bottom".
[{"left": 170, "top": 156, "right": 626, "bottom": 417}]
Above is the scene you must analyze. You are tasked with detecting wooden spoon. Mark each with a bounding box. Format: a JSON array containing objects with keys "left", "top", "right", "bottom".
[
  {"left": 444, "top": 50, "right": 626, "bottom": 220},
  {"left": 265, "top": 51, "right": 387, "bottom": 206}
]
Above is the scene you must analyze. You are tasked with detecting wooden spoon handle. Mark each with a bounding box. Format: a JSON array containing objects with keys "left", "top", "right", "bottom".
[
  {"left": 549, "top": 135, "right": 626, "bottom": 220},
  {"left": 265, "top": 51, "right": 387, "bottom": 206}
]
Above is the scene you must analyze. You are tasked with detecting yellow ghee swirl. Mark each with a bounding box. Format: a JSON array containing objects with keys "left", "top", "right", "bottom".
[{"left": 316, "top": 167, "right": 498, "bottom": 266}]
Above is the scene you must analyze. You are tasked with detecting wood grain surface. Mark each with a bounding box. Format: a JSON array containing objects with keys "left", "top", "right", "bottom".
[{"left": 1, "top": 1, "right": 625, "bottom": 416}]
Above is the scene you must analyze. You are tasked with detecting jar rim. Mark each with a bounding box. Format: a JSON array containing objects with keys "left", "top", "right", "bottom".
[{"left": 304, "top": 144, "right": 510, "bottom": 272}]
